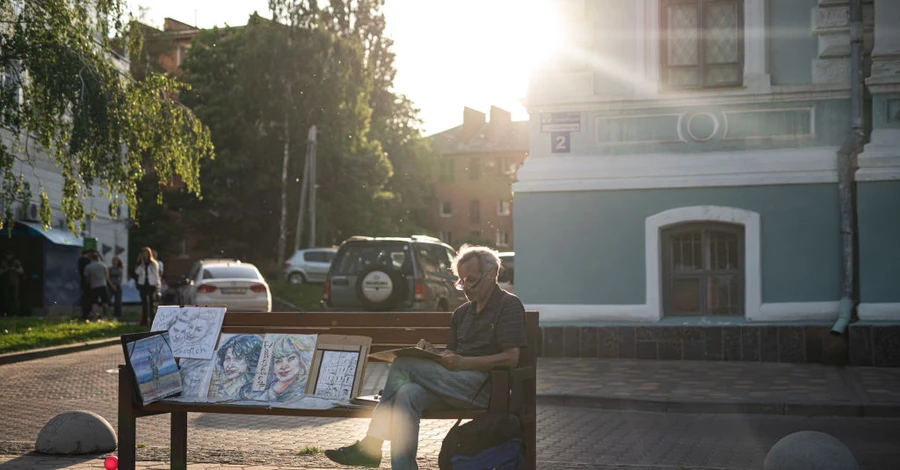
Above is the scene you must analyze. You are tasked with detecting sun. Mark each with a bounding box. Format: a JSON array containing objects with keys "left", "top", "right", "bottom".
[{"left": 384, "top": 0, "right": 567, "bottom": 133}]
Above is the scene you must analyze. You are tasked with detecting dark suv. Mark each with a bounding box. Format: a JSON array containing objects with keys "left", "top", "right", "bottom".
[{"left": 321, "top": 235, "right": 467, "bottom": 312}]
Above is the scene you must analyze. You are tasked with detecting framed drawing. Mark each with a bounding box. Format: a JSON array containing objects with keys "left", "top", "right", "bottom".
[
  {"left": 121, "top": 331, "right": 182, "bottom": 405},
  {"left": 306, "top": 335, "right": 372, "bottom": 401}
]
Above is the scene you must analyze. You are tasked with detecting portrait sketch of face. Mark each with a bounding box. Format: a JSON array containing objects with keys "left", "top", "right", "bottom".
[
  {"left": 209, "top": 334, "right": 263, "bottom": 401},
  {"left": 178, "top": 358, "right": 214, "bottom": 399}
]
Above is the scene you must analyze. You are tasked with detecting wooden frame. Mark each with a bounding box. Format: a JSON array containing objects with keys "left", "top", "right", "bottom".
[{"left": 305, "top": 334, "right": 371, "bottom": 400}]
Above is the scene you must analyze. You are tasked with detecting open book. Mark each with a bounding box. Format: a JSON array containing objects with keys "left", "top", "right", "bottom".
[{"left": 368, "top": 346, "right": 444, "bottom": 363}]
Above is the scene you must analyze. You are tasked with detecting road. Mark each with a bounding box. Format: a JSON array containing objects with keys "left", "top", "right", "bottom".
[{"left": 1, "top": 345, "right": 898, "bottom": 469}]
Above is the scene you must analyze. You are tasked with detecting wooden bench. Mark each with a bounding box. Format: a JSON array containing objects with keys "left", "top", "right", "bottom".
[{"left": 118, "top": 310, "right": 539, "bottom": 470}]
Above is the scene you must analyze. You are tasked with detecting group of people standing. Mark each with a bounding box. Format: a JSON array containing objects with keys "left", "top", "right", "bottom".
[{"left": 78, "top": 246, "right": 163, "bottom": 325}]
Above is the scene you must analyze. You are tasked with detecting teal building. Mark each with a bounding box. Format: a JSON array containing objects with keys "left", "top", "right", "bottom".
[{"left": 516, "top": 0, "right": 899, "bottom": 364}]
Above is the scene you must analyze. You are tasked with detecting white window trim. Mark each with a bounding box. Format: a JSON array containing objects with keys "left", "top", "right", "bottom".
[
  {"left": 496, "top": 230, "right": 510, "bottom": 248},
  {"left": 440, "top": 201, "right": 452, "bottom": 218},
  {"left": 635, "top": 0, "right": 769, "bottom": 95},
  {"left": 497, "top": 200, "right": 511, "bottom": 216},
  {"left": 646, "top": 205, "right": 761, "bottom": 320}
]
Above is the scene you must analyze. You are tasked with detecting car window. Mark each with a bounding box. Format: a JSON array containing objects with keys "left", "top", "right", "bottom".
[
  {"left": 333, "top": 244, "right": 413, "bottom": 275},
  {"left": 202, "top": 266, "right": 261, "bottom": 280},
  {"left": 416, "top": 245, "right": 439, "bottom": 274},
  {"left": 323, "top": 251, "right": 335, "bottom": 263},
  {"left": 426, "top": 245, "right": 452, "bottom": 275},
  {"left": 442, "top": 247, "right": 457, "bottom": 274},
  {"left": 304, "top": 252, "right": 323, "bottom": 262}
]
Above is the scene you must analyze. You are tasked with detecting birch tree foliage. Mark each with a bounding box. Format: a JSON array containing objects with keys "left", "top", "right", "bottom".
[{"left": 0, "top": 0, "right": 214, "bottom": 233}]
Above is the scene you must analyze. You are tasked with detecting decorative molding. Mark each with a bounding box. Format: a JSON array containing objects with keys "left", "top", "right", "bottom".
[
  {"left": 720, "top": 107, "right": 816, "bottom": 141},
  {"left": 593, "top": 113, "right": 685, "bottom": 146},
  {"left": 753, "top": 302, "right": 840, "bottom": 321},
  {"left": 513, "top": 146, "right": 839, "bottom": 193},
  {"left": 525, "top": 85, "right": 850, "bottom": 113},
  {"left": 857, "top": 302, "right": 900, "bottom": 321},
  {"left": 646, "top": 206, "right": 761, "bottom": 321},
  {"left": 858, "top": 129, "right": 900, "bottom": 181},
  {"left": 524, "top": 304, "right": 655, "bottom": 323},
  {"left": 526, "top": 302, "right": 845, "bottom": 323}
]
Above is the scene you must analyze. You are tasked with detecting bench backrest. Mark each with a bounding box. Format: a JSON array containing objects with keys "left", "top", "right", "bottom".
[{"left": 220, "top": 310, "right": 540, "bottom": 368}]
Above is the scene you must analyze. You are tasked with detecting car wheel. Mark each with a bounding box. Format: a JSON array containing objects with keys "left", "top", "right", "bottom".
[
  {"left": 355, "top": 265, "right": 405, "bottom": 311},
  {"left": 288, "top": 272, "right": 306, "bottom": 284}
]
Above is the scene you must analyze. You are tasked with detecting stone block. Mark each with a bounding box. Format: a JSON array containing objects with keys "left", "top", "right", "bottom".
[
  {"left": 764, "top": 430, "right": 858, "bottom": 470},
  {"left": 564, "top": 327, "right": 580, "bottom": 357},
  {"left": 724, "top": 328, "right": 742, "bottom": 361},
  {"left": 658, "top": 342, "right": 683, "bottom": 360},
  {"left": 705, "top": 327, "right": 723, "bottom": 359},
  {"left": 778, "top": 327, "right": 806, "bottom": 363},
  {"left": 873, "top": 326, "right": 900, "bottom": 367},
  {"left": 760, "top": 327, "right": 779, "bottom": 362},
  {"left": 684, "top": 342, "right": 705, "bottom": 360},
  {"left": 596, "top": 327, "right": 618, "bottom": 358},
  {"left": 543, "top": 327, "right": 564, "bottom": 357},
  {"left": 36, "top": 411, "right": 117, "bottom": 455},
  {"left": 848, "top": 325, "right": 873, "bottom": 366},
  {"left": 636, "top": 341, "right": 658, "bottom": 360},
  {"left": 618, "top": 327, "right": 635, "bottom": 359},
  {"left": 806, "top": 327, "right": 825, "bottom": 363},
  {"left": 578, "top": 327, "right": 597, "bottom": 358},
  {"left": 741, "top": 327, "right": 761, "bottom": 362}
]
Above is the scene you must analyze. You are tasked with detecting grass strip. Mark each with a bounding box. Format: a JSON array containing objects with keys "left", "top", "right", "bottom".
[{"left": 0, "top": 317, "right": 146, "bottom": 354}]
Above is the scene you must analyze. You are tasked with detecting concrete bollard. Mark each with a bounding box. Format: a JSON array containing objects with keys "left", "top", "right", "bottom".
[
  {"left": 764, "top": 430, "right": 858, "bottom": 470},
  {"left": 35, "top": 411, "right": 117, "bottom": 455}
]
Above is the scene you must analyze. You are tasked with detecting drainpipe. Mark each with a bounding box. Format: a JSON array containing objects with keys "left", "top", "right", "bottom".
[{"left": 832, "top": 0, "right": 865, "bottom": 336}]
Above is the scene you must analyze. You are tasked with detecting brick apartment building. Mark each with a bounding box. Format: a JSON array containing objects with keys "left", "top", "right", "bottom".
[{"left": 429, "top": 107, "right": 528, "bottom": 250}]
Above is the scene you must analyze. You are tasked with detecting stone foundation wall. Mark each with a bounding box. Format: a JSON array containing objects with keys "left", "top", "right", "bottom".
[{"left": 538, "top": 325, "right": 853, "bottom": 365}]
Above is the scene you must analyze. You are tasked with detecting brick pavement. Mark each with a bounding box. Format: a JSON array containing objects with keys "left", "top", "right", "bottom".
[{"left": 1, "top": 344, "right": 900, "bottom": 469}]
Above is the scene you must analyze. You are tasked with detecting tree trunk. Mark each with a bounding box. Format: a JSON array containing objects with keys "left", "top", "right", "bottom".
[{"left": 276, "top": 103, "right": 291, "bottom": 273}]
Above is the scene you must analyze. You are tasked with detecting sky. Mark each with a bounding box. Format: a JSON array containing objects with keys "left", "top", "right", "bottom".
[{"left": 128, "top": 0, "right": 563, "bottom": 135}]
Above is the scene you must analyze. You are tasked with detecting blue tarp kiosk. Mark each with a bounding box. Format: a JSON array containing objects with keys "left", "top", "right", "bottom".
[{"left": 0, "top": 221, "right": 83, "bottom": 314}]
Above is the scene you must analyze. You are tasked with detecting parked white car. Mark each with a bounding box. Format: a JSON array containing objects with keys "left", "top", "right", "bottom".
[
  {"left": 283, "top": 248, "right": 337, "bottom": 284},
  {"left": 178, "top": 260, "right": 271, "bottom": 312}
]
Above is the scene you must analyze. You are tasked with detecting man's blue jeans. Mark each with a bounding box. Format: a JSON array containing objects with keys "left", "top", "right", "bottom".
[{"left": 366, "top": 357, "right": 489, "bottom": 470}]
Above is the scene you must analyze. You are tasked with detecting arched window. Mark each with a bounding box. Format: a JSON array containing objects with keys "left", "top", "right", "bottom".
[{"left": 662, "top": 222, "right": 744, "bottom": 316}]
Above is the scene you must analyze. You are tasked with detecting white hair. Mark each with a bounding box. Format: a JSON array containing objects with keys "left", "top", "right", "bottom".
[{"left": 452, "top": 245, "right": 501, "bottom": 277}]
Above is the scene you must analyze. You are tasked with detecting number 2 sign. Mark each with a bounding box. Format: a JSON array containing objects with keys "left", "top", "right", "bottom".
[{"left": 551, "top": 132, "right": 570, "bottom": 153}]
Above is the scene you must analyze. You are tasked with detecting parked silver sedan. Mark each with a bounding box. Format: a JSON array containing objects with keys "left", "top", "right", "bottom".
[
  {"left": 283, "top": 247, "right": 337, "bottom": 284},
  {"left": 180, "top": 260, "right": 272, "bottom": 312}
]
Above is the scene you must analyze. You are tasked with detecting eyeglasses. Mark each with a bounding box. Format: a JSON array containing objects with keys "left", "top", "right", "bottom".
[{"left": 454, "top": 273, "right": 486, "bottom": 291}]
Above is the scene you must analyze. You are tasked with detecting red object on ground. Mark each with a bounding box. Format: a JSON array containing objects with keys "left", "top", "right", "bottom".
[{"left": 104, "top": 456, "right": 118, "bottom": 470}]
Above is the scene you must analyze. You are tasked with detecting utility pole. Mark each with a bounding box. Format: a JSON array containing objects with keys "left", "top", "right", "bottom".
[
  {"left": 308, "top": 125, "right": 317, "bottom": 248},
  {"left": 294, "top": 125, "right": 317, "bottom": 252}
]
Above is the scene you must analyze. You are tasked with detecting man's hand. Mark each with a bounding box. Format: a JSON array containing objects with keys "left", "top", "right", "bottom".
[
  {"left": 416, "top": 339, "right": 439, "bottom": 354},
  {"left": 439, "top": 351, "right": 466, "bottom": 371}
]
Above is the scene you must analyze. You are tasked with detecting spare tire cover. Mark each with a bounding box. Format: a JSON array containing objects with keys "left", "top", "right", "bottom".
[{"left": 356, "top": 265, "right": 404, "bottom": 310}]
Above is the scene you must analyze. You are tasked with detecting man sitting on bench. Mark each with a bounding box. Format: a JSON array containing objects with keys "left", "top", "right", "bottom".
[{"left": 325, "top": 245, "right": 527, "bottom": 469}]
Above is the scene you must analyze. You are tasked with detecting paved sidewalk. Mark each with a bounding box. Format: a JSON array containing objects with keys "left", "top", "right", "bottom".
[{"left": 0, "top": 342, "right": 899, "bottom": 469}]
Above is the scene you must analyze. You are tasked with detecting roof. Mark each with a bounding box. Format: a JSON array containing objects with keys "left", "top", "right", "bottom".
[
  {"left": 17, "top": 221, "right": 83, "bottom": 247},
  {"left": 429, "top": 120, "right": 529, "bottom": 155}
]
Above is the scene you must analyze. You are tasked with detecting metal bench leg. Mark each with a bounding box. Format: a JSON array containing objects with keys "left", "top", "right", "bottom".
[
  {"left": 118, "top": 365, "right": 137, "bottom": 470},
  {"left": 171, "top": 411, "right": 188, "bottom": 470}
]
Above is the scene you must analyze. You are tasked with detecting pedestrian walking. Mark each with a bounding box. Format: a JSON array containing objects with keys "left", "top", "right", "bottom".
[
  {"left": 108, "top": 256, "right": 125, "bottom": 319},
  {"left": 0, "top": 250, "right": 24, "bottom": 315},
  {"left": 135, "top": 247, "right": 161, "bottom": 326},
  {"left": 77, "top": 250, "right": 92, "bottom": 319},
  {"left": 83, "top": 252, "right": 111, "bottom": 320}
]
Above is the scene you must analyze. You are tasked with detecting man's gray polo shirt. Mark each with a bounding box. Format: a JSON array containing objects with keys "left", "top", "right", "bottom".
[{"left": 447, "top": 285, "right": 527, "bottom": 357}]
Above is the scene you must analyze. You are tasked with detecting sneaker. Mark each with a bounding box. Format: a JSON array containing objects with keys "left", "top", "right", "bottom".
[{"left": 324, "top": 441, "right": 381, "bottom": 468}]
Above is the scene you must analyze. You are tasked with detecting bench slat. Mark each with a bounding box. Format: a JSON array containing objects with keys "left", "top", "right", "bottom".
[{"left": 223, "top": 312, "right": 454, "bottom": 328}]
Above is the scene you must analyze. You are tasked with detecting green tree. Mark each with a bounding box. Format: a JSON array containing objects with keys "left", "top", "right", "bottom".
[
  {"left": 178, "top": 15, "right": 392, "bottom": 266},
  {"left": 272, "top": 0, "right": 437, "bottom": 237},
  {"left": 0, "top": 0, "right": 213, "bottom": 232}
]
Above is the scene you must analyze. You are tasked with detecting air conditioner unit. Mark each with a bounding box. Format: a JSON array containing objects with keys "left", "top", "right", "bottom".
[{"left": 24, "top": 202, "right": 39, "bottom": 221}]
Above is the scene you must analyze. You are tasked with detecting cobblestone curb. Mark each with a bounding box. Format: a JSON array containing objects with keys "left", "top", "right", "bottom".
[{"left": 0, "top": 338, "right": 121, "bottom": 366}]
